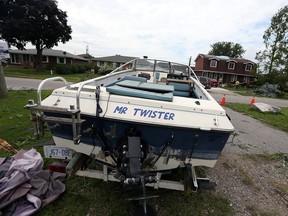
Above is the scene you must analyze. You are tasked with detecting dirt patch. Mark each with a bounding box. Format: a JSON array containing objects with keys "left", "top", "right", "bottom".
[{"left": 208, "top": 154, "right": 288, "bottom": 216}]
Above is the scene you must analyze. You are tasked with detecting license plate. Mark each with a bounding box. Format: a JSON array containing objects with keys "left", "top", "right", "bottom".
[{"left": 43, "top": 146, "right": 73, "bottom": 159}]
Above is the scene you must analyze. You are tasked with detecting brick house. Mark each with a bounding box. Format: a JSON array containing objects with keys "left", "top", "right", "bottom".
[
  {"left": 194, "top": 54, "right": 256, "bottom": 84},
  {"left": 8, "top": 49, "right": 88, "bottom": 69}
]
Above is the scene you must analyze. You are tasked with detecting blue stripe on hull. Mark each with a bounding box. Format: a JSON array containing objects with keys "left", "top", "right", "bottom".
[{"left": 48, "top": 114, "right": 231, "bottom": 161}]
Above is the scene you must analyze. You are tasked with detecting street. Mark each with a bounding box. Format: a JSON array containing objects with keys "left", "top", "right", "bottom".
[{"left": 4, "top": 77, "right": 72, "bottom": 90}]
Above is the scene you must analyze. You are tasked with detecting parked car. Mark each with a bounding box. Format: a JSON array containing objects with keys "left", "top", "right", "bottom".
[
  {"left": 198, "top": 76, "right": 211, "bottom": 89},
  {"left": 209, "top": 78, "right": 219, "bottom": 87}
]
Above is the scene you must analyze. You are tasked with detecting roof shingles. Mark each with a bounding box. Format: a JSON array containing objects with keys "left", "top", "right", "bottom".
[{"left": 9, "top": 49, "right": 88, "bottom": 61}]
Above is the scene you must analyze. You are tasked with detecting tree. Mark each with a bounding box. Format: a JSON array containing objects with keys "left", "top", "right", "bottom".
[
  {"left": 256, "top": 5, "right": 288, "bottom": 74},
  {"left": 208, "top": 41, "right": 246, "bottom": 58},
  {"left": 0, "top": 60, "right": 8, "bottom": 98},
  {"left": 0, "top": 0, "right": 72, "bottom": 70}
]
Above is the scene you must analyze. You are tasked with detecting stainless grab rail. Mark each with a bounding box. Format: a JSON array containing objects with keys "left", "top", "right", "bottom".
[
  {"left": 37, "top": 77, "right": 70, "bottom": 105},
  {"left": 75, "top": 59, "right": 137, "bottom": 111},
  {"left": 76, "top": 78, "right": 99, "bottom": 110}
]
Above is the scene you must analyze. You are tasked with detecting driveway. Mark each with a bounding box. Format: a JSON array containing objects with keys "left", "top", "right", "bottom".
[{"left": 223, "top": 107, "right": 288, "bottom": 154}]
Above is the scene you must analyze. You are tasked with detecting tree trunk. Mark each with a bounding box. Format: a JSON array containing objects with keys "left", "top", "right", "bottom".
[
  {"left": 0, "top": 61, "right": 8, "bottom": 98},
  {"left": 35, "top": 43, "right": 43, "bottom": 71}
]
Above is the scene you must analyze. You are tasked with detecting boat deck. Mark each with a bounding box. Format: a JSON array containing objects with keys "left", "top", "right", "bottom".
[{"left": 106, "top": 75, "right": 201, "bottom": 101}]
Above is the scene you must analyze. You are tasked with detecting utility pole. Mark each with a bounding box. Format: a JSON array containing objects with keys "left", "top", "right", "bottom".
[{"left": 188, "top": 56, "right": 192, "bottom": 67}]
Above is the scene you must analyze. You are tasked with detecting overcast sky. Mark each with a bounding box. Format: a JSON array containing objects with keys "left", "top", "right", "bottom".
[{"left": 33, "top": 0, "right": 288, "bottom": 64}]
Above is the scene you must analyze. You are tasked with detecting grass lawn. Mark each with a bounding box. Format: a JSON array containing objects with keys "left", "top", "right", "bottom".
[
  {"left": 0, "top": 90, "right": 233, "bottom": 216},
  {"left": 3, "top": 66, "right": 89, "bottom": 83},
  {"left": 223, "top": 86, "right": 255, "bottom": 96},
  {"left": 226, "top": 103, "right": 288, "bottom": 132},
  {"left": 223, "top": 86, "right": 288, "bottom": 99}
]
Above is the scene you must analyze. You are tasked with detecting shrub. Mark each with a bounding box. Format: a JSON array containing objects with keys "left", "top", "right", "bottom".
[
  {"left": 55, "top": 65, "right": 71, "bottom": 74},
  {"left": 256, "top": 72, "right": 288, "bottom": 92},
  {"left": 98, "top": 65, "right": 116, "bottom": 76},
  {"left": 55, "top": 63, "right": 94, "bottom": 74},
  {"left": 252, "top": 83, "right": 282, "bottom": 97},
  {"left": 78, "top": 72, "right": 98, "bottom": 82}
]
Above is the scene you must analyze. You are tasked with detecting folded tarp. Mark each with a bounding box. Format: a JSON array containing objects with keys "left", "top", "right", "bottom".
[{"left": 0, "top": 149, "right": 66, "bottom": 216}]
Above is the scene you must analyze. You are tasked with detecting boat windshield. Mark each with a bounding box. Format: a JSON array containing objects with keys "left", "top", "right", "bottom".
[
  {"left": 135, "top": 59, "right": 196, "bottom": 78},
  {"left": 110, "top": 58, "right": 198, "bottom": 81}
]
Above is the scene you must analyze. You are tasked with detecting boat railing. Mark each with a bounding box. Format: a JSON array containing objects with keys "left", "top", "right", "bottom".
[{"left": 37, "top": 77, "right": 70, "bottom": 105}]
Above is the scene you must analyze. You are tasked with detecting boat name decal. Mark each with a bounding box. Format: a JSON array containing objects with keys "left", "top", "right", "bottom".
[{"left": 113, "top": 106, "right": 175, "bottom": 120}]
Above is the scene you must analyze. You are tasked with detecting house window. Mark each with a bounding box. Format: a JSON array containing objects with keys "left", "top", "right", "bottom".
[
  {"left": 245, "top": 64, "right": 252, "bottom": 71},
  {"left": 231, "top": 75, "right": 237, "bottom": 82},
  {"left": 97, "top": 61, "right": 105, "bottom": 67},
  {"left": 244, "top": 77, "right": 250, "bottom": 82},
  {"left": 57, "top": 57, "right": 66, "bottom": 64},
  {"left": 210, "top": 60, "right": 217, "bottom": 68},
  {"left": 42, "top": 56, "right": 48, "bottom": 63},
  {"left": 228, "top": 62, "right": 235, "bottom": 70},
  {"left": 23, "top": 55, "right": 28, "bottom": 62},
  {"left": 11, "top": 53, "right": 22, "bottom": 63}
]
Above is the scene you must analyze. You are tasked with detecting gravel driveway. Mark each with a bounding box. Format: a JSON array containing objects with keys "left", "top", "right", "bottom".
[
  {"left": 207, "top": 95, "right": 288, "bottom": 215},
  {"left": 224, "top": 107, "right": 288, "bottom": 155}
]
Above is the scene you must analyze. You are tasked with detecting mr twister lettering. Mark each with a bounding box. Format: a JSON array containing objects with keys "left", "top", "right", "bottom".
[{"left": 113, "top": 106, "right": 175, "bottom": 120}]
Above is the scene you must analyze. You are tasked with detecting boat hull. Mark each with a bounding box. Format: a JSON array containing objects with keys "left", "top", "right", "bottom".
[{"left": 47, "top": 113, "right": 231, "bottom": 169}]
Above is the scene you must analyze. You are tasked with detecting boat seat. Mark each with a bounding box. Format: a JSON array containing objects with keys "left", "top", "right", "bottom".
[
  {"left": 105, "top": 75, "right": 147, "bottom": 87},
  {"left": 121, "top": 75, "right": 147, "bottom": 83},
  {"left": 106, "top": 85, "right": 173, "bottom": 101},
  {"left": 167, "top": 81, "right": 191, "bottom": 97},
  {"left": 117, "top": 80, "right": 174, "bottom": 93}
]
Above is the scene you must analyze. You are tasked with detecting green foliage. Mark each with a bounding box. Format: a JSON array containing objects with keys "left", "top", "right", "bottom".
[
  {"left": 256, "top": 5, "right": 288, "bottom": 74},
  {"left": 98, "top": 65, "right": 116, "bottom": 75},
  {"left": 256, "top": 72, "right": 288, "bottom": 92},
  {"left": 55, "top": 63, "right": 93, "bottom": 75},
  {"left": 208, "top": 41, "right": 246, "bottom": 58},
  {"left": 0, "top": 0, "right": 72, "bottom": 70},
  {"left": 252, "top": 83, "right": 282, "bottom": 97},
  {"left": 78, "top": 72, "right": 98, "bottom": 81}
]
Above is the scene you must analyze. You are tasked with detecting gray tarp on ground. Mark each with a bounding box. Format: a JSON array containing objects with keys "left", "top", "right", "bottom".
[{"left": 0, "top": 149, "right": 66, "bottom": 216}]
